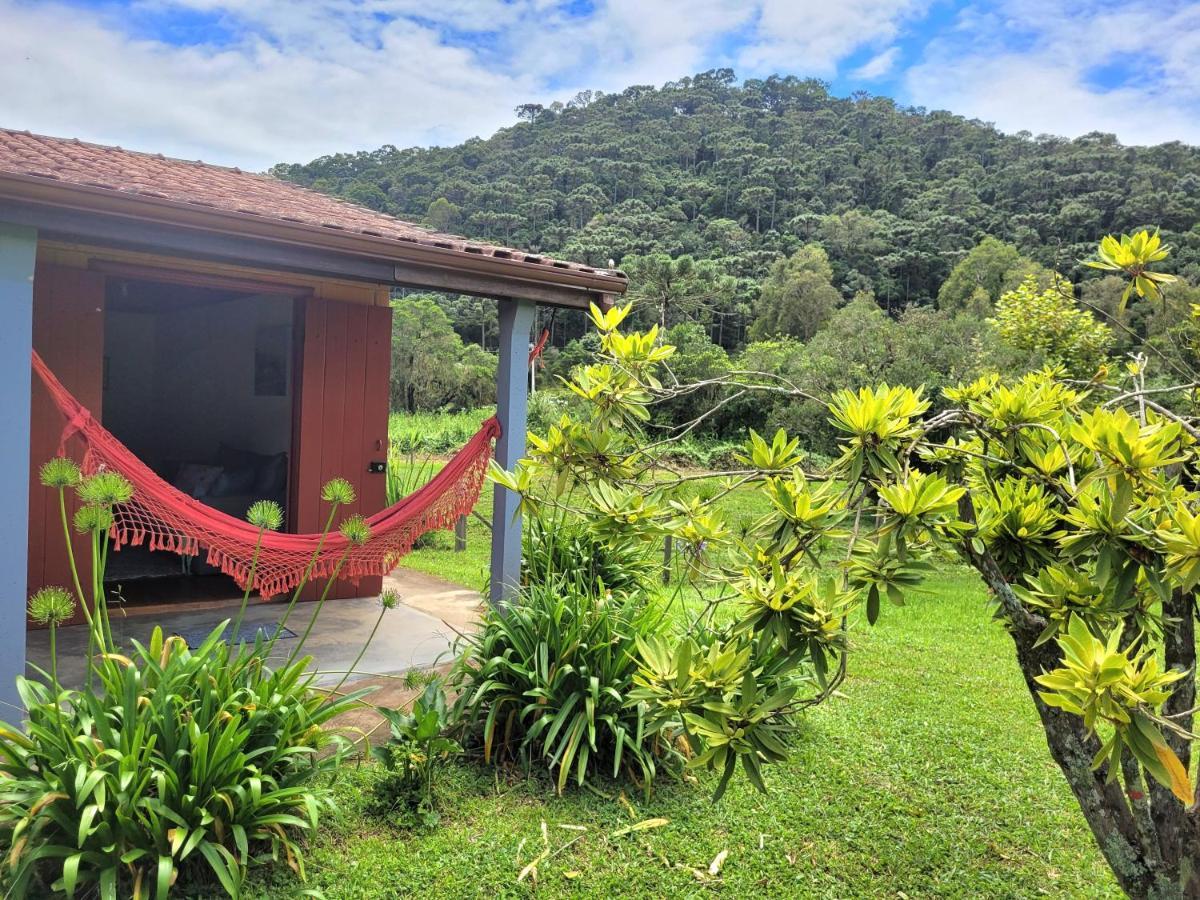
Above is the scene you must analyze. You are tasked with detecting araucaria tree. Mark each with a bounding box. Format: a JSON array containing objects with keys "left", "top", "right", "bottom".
[{"left": 494, "top": 230, "right": 1200, "bottom": 897}]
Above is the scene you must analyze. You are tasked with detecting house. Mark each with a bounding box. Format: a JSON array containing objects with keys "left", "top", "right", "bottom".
[{"left": 0, "top": 127, "right": 627, "bottom": 709}]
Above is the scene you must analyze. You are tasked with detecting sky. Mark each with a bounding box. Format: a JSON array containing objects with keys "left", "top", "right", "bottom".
[{"left": 1, "top": 0, "right": 1198, "bottom": 171}]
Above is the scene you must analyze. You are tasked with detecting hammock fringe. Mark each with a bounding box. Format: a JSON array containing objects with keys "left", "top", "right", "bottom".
[{"left": 31, "top": 349, "right": 502, "bottom": 598}]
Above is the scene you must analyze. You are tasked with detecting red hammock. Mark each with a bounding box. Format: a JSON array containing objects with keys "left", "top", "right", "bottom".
[{"left": 32, "top": 350, "right": 501, "bottom": 598}]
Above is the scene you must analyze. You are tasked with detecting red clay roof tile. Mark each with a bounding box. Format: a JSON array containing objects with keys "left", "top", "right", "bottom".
[{"left": 0, "top": 127, "right": 626, "bottom": 286}]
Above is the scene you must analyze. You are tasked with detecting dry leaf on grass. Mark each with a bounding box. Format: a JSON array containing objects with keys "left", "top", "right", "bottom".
[
  {"left": 610, "top": 817, "right": 670, "bottom": 838},
  {"left": 708, "top": 849, "right": 729, "bottom": 876}
]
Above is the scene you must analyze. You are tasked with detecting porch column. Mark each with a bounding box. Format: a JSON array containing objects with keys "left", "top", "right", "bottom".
[
  {"left": 489, "top": 297, "right": 535, "bottom": 608},
  {"left": 0, "top": 225, "right": 35, "bottom": 714}
]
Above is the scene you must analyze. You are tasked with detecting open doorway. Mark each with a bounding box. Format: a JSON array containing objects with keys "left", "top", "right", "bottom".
[{"left": 101, "top": 274, "right": 299, "bottom": 605}]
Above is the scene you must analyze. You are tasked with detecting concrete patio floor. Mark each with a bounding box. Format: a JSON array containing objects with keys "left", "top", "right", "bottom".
[{"left": 25, "top": 568, "right": 485, "bottom": 692}]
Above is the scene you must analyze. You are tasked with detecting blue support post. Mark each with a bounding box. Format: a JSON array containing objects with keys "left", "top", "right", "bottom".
[
  {"left": 489, "top": 297, "right": 535, "bottom": 608},
  {"left": 0, "top": 224, "right": 35, "bottom": 714}
]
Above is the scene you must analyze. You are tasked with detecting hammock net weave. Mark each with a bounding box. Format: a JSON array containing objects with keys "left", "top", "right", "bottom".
[{"left": 32, "top": 349, "right": 502, "bottom": 598}]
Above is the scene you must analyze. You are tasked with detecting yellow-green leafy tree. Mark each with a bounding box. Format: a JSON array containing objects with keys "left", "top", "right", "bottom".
[
  {"left": 989, "top": 275, "right": 1115, "bottom": 376},
  {"left": 494, "top": 229, "right": 1200, "bottom": 897}
]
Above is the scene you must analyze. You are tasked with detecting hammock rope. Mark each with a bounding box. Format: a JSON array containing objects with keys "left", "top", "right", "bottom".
[{"left": 31, "top": 349, "right": 510, "bottom": 598}]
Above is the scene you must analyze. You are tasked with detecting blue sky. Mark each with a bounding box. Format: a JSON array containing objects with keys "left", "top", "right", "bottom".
[{"left": 1, "top": 0, "right": 1198, "bottom": 170}]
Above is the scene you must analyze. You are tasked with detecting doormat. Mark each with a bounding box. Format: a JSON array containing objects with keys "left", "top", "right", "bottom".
[{"left": 174, "top": 621, "right": 295, "bottom": 649}]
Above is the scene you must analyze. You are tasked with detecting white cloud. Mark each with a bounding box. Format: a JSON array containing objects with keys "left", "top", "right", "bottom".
[
  {"left": 738, "top": 0, "right": 928, "bottom": 75},
  {"left": 506, "top": 0, "right": 754, "bottom": 92},
  {"left": 0, "top": 0, "right": 921, "bottom": 168},
  {"left": 903, "top": 0, "right": 1200, "bottom": 145},
  {"left": 852, "top": 47, "right": 900, "bottom": 81},
  {"left": 0, "top": 0, "right": 1194, "bottom": 171},
  {"left": 0, "top": 0, "right": 538, "bottom": 168}
]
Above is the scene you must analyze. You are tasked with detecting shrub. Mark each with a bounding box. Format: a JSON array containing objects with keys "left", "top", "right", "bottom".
[
  {"left": 449, "top": 580, "right": 674, "bottom": 794},
  {"left": 659, "top": 437, "right": 745, "bottom": 469},
  {"left": 1, "top": 625, "right": 361, "bottom": 898},
  {"left": 487, "top": 303, "right": 851, "bottom": 804},
  {"left": 371, "top": 681, "right": 461, "bottom": 826},
  {"left": 526, "top": 390, "right": 571, "bottom": 435},
  {"left": 522, "top": 515, "right": 656, "bottom": 596},
  {"left": 988, "top": 275, "right": 1114, "bottom": 376},
  {"left": 0, "top": 468, "right": 382, "bottom": 897}
]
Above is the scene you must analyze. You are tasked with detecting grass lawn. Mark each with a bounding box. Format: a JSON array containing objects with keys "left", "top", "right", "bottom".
[
  {"left": 400, "top": 475, "right": 493, "bottom": 590},
  {"left": 249, "top": 560, "right": 1120, "bottom": 898},
  {"left": 266, "top": 452, "right": 1120, "bottom": 897}
]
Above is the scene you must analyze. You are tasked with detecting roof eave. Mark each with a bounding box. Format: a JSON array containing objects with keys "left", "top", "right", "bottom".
[{"left": 0, "top": 173, "right": 627, "bottom": 308}]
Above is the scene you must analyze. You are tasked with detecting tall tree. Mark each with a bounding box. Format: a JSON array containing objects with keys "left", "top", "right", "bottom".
[
  {"left": 273, "top": 70, "right": 1200, "bottom": 328},
  {"left": 937, "top": 236, "right": 1047, "bottom": 314},
  {"left": 390, "top": 296, "right": 471, "bottom": 412},
  {"left": 425, "top": 197, "right": 461, "bottom": 232},
  {"left": 749, "top": 245, "right": 842, "bottom": 341},
  {"left": 622, "top": 254, "right": 736, "bottom": 330}
]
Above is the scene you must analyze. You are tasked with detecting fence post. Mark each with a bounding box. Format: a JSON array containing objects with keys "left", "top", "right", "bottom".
[{"left": 454, "top": 514, "right": 467, "bottom": 552}]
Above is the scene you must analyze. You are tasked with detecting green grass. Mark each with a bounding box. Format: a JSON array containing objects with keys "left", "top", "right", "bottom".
[
  {"left": 389, "top": 408, "right": 495, "bottom": 455},
  {"left": 399, "top": 469, "right": 494, "bottom": 591},
  {"left": 313, "top": 432, "right": 1120, "bottom": 897},
  {"left": 248, "top": 567, "right": 1120, "bottom": 899}
]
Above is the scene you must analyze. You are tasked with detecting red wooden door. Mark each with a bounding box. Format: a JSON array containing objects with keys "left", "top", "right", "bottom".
[
  {"left": 28, "top": 264, "right": 106, "bottom": 617},
  {"left": 293, "top": 297, "right": 392, "bottom": 599}
]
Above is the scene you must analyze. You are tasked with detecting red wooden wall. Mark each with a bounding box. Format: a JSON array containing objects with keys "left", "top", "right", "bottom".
[
  {"left": 28, "top": 263, "right": 106, "bottom": 617},
  {"left": 27, "top": 270, "right": 391, "bottom": 613},
  {"left": 293, "top": 297, "right": 392, "bottom": 599}
]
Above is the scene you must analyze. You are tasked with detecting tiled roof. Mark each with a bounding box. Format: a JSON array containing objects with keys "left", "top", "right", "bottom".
[{"left": 0, "top": 127, "right": 625, "bottom": 285}]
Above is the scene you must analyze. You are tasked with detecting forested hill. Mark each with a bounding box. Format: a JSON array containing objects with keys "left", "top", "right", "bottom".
[{"left": 273, "top": 70, "right": 1200, "bottom": 339}]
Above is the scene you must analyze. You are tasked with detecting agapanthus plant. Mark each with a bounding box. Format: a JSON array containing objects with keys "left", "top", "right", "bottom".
[{"left": 0, "top": 468, "right": 388, "bottom": 898}]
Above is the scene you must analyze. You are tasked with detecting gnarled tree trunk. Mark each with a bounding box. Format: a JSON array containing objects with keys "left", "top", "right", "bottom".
[
  {"left": 955, "top": 501, "right": 1199, "bottom": 898},
  {"left": 982, "top": 554, "right": 1199, "bottom": 898}
]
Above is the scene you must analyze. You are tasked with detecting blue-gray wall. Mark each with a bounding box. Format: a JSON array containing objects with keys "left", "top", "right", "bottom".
[{"left": 0, "top": 224, "right": 35, "bottom": 714}]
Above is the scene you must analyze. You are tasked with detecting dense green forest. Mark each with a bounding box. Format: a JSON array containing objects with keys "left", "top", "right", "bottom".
[{"left": 274, "top": 70, "right": 1200, "bottom": 448}]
